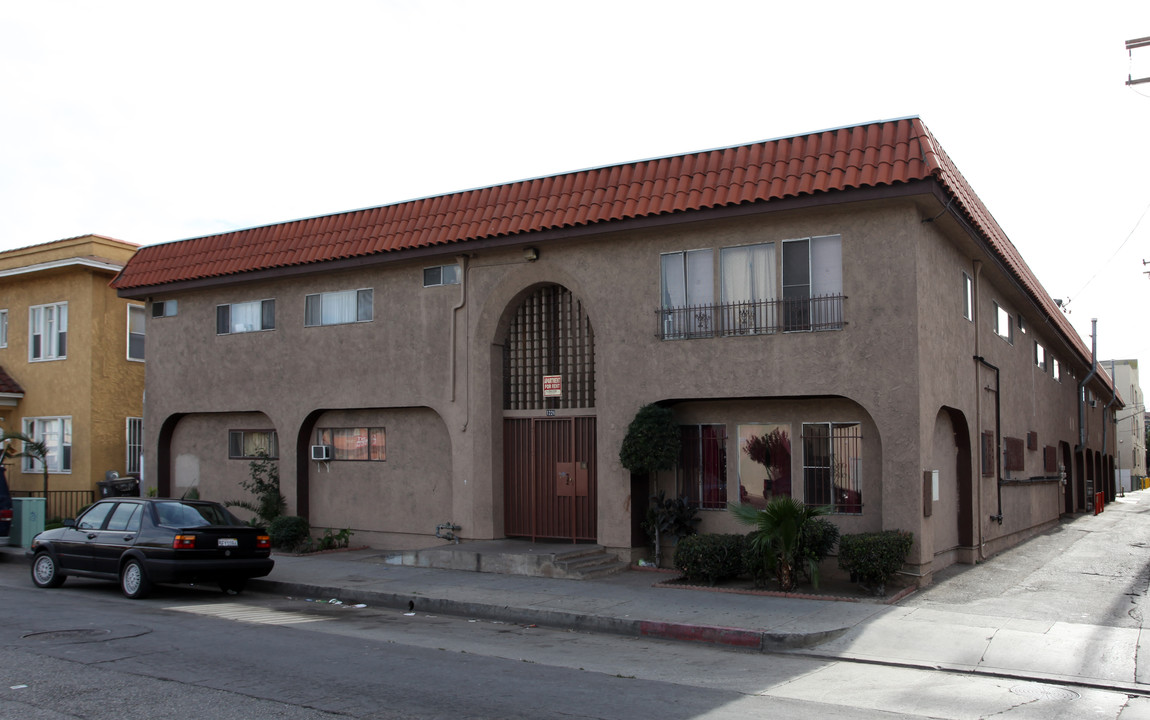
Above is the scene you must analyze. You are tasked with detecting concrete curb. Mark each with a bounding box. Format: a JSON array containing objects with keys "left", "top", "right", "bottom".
[{"left": 247, "top": 577, "right": 852, "bottom": 652}]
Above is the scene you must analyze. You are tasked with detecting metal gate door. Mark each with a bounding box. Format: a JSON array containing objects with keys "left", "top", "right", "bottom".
[{"left": 504, "top": 416, "right": 597, "bottom": 542}]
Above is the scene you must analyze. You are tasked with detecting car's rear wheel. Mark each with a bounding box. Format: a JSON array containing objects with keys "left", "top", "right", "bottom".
[
  {"left": 31, "top": 552, "right": 66, "bottom": 588},
  {"left": 120, "top": 559, "right": 152, "bottom": 599},
  {"left": 219, "top": 578, "right": 247, "bottom": 595}
]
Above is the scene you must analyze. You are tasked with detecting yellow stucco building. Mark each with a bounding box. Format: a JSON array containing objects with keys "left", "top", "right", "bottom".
[{"left": 0, "top": 235, "right": 144, "bottom": 518}]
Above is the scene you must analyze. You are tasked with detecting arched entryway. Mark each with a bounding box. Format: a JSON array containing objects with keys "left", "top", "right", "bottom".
[
  {"left": 931, "top": 407, "right": 973, "bottom": 568},
  {"left": 501, "top": 284, "right": 597, "bottom": 542}
]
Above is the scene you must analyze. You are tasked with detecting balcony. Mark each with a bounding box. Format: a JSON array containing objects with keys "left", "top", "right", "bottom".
[{"left": 657, "top": 294, "right": 845, "bottom": 340}]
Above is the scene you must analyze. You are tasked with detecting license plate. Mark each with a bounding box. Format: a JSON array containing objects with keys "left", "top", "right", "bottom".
[{"left": 217, "top": 538, "right": 239, "bottom": 547}]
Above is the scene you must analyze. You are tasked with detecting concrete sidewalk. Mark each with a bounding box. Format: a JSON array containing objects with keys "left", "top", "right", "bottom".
[{"left": 247, "top": 491, "right": 1150, "bottom": 695}]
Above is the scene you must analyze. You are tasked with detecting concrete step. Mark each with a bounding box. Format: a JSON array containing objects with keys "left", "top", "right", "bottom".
[{"left": 385, "top": 541, "right": 629, "bottom": 580}]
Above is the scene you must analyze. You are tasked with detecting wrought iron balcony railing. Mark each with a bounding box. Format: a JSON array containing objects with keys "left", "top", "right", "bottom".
[{"left": 657, "top": 294, "right": 845, "bottom": 340}]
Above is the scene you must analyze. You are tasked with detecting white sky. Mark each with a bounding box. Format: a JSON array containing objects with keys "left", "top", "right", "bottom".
[{"left": 2, "top": 1, "right": 1149, "bottom": 390}]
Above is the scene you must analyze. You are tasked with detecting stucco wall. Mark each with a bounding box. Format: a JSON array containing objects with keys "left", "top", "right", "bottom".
[{"left": 132, "top": 192, "right": 1113, "bottom": 568}]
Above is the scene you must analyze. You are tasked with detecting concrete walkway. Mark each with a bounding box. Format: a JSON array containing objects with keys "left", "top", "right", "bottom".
[{"left": 248, "top": 490, "right": 1150, "bottom": 695}]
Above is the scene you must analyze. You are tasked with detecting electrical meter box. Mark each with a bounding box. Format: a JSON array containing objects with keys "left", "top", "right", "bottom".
[{"left": 11, "top": 497, "right": 46, "bottom": 548}]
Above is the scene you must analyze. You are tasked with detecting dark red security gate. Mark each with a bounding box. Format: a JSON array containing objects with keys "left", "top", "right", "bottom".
[{"left": 504, "top": 416, "right": 597, "bottom": 542}]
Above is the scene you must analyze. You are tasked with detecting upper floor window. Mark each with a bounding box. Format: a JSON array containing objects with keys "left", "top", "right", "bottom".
[
  {"left": 962, "top": 272, "right": 973, "bottom": 321},
  {"left": 217, "top": 299, "right": 275, "bottom": 335},
  {"left": 782, "top": 235, "right": 842, "bottom": 331},
  {"left": 423, "top": 265, "right": 461, "bottom": 287},
  {"left": 1052, "top": 357, "right": 1061, "bottom": 382},
  {"left": 0, "top": 309, "right": 7, "bottom": 348},
  {"left": 151, "top": 300, "right": 178, "bottom": 317},
  {"left": 993, "top": 302, "right": 1013, "bottom": 344},
  {"left": 720, "top": 243, "right": 775, "bottom": 335},
  {"left": 29, "top": 302, "right": 67, "bottom": 361},
  {"left": 228, "top": 429, "right": 279, "bottom": 459},
  {"left": 305, "top": 289, "right": 373, "bottom": 327},
  {"left": 128, "top": 305, "right": 145, "bottom": 361},
  {"left": 1034, "top": 341, "right": 1047, "bottom": 371},
  {"left": 660, "top": 249, "right": 714, "bottom": 339},
  {"left": 23, "top": 416, "right": 72, "bottom": 473}
]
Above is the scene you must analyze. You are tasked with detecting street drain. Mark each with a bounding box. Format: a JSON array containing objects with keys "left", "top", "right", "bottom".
[
  {"left": 23, "top": 629, "right": 111, "bottom": 641},
  {"left": 1009, "top": 682, "right": 1080, "bottom": 701}
]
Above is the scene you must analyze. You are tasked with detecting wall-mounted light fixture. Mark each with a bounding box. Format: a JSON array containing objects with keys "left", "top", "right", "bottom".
[{"left": 523, "top": 247, "right": 538, "bottom": 262}]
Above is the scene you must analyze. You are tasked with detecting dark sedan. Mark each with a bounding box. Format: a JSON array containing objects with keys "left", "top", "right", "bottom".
[{"left": 28, "top": 497, "right": 274, "bottom": 599}]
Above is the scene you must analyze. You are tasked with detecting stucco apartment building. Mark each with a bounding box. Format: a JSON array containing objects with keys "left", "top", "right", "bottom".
[
  {"left": 112, "top": 117, "right": 1118, "bottom": 582},
  {"left": 1105, "top": 359, "right": 1145, "bottom": 489},
  {"left": 0, "top": 235, "right": 145, "bottom": 517}
]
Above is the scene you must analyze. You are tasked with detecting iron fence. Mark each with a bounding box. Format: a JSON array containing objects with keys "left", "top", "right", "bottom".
[{"left": 12, "top": 490, "right": 95, "bottom": 521}]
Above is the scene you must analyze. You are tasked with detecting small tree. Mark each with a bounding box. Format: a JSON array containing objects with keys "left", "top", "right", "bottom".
[
  {"left": 641, "top": 490, "right": 700, "bottom": 567},
  {"left": 620, "top": 403, "right": 683, "bottom": 565},
  {"left": 619, "top": 404, "right": 680, "bottom": 476},
  {"left": 226, "top": 449, "right": 285, "bottom": 527},
  {"left": 1, "top": 430, "right": 50, "bottom": 497}
]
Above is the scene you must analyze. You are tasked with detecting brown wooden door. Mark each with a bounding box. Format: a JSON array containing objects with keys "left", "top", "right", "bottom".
[{"left": 504, "top": 417, "right": 596, "bottom": 542}]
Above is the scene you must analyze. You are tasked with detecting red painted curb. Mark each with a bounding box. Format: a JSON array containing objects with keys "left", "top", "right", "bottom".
[{"left": 638, "top": 620, "right": 762, "bottom": 648}]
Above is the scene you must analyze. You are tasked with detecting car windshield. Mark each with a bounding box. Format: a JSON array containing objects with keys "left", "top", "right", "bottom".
[{"left": 154, "top": 501, "right": 237, "bottom": 528}]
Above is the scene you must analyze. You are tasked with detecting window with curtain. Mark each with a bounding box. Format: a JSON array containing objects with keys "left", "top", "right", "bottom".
[
  {"left": 217, "top": 299, "right": 275, "bottom": 334},
  {"left": 782, "top": 236, "right": 842, "bottom": 331},
  {"left": 305, "top": 289, "right": 373, "bottom": 327},
  {"left": 660, "top": 249, "right": 714, "bottom": 339},
  {"left": 316, "top": 427, "right": 386, "bottom": 461},
  {"left": 29, "top": 302, "right": 67, "bottom": 360},
  {"left": 23, "top": 416, "right": 72, "bottom": 473},
  {"left": 721, "top": 243, "right": 776, "bottom": 334},
  {"left": 228, "top": 430, "right": 279, "bottom": 459},
  {"left": 679, "top": 424, "right": 727, "bottom": 509}
]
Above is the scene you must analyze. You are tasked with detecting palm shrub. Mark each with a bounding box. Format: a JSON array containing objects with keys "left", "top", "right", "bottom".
[
  {"left": 1, "top": 430, "right": 50, "bottom": 496},
  {"left": 730, "top": 496, "right": 829, "bottom": 592}
]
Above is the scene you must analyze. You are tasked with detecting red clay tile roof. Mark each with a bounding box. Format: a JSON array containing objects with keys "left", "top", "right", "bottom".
[
  {"left": 110, "top": 117, "right": 1088, "bottom": 365},
  {"left": 0, "top": 366, "right": 24, "bottom": 395}
]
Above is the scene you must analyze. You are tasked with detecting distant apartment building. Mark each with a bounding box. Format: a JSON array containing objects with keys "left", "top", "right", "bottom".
[
  {"left": 1106, "top": 359, "right": 1145, "bottom": 489},
  {"left": 0, "top": 235, "right": 144, "bottom": 516}
]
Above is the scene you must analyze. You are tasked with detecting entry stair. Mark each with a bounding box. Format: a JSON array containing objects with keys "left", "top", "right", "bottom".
[{"left": 383, "top": 539, "right": 630, "bottom": 580}]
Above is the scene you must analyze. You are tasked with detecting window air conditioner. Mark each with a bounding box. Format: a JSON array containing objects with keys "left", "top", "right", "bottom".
[{"left": 310, "top": 445, "right": 332, "bottom": 461}]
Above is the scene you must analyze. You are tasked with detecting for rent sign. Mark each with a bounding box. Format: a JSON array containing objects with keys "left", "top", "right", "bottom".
[{"left": 543, "top": 375, "right": 563, "bottom": 398}]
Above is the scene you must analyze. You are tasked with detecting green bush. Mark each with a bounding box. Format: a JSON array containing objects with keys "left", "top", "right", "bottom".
[
  {"left": 674, "top": 533, "right": 744, "bottom": 586},
  {"left": 268, "top": 515, "right": 311, "bottom": 552},
  {"left": 795, "top": 517, "right": 840, "bottom": 584},
  {"left": 838, "top": 530, "right": 913, "bottom": 594}
]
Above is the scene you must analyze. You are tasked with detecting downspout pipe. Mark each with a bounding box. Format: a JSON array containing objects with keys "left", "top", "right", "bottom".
[
  {"left": 1076, "top": 319, "right": 1098, "bottom": 455},
  {"left": 1102, "top": 359, "right": 1119, "bottom": 500},
  {"left": 974, "top": 355, "right": 1003, "bottom": 524},
  {"left": 450, "top": 255, "right": 470, "bottom": 431}
]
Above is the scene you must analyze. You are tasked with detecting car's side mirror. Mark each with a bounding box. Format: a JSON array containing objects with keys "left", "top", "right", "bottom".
[{"left": 63, "top": 519, "right": 77, "bottom": 528}]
